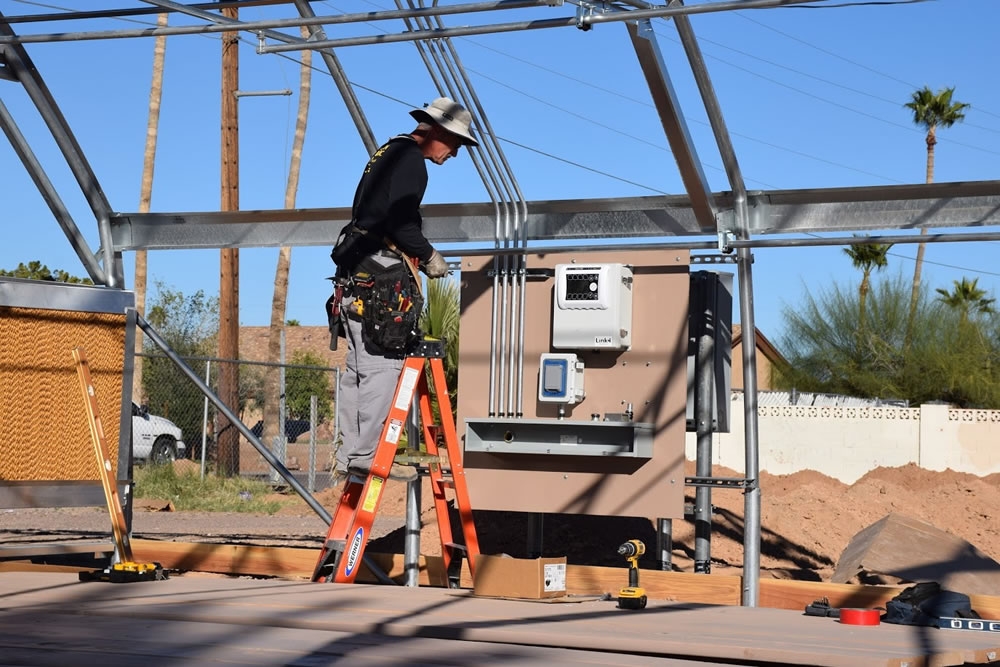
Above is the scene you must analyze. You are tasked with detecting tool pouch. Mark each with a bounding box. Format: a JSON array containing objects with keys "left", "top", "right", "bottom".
[
  {"left": 353, "top": 260, "right": 423, "bottom": 355},
  {"left": 331, "top": 223, "right": 378, "bottom": 273}
]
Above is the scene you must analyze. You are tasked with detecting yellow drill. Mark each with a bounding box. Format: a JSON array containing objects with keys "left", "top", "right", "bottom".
[{"left": 616, "top": 539, "right": 647, "bottom": 610}]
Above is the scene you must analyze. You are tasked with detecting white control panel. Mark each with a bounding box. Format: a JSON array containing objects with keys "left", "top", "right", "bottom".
[
  {"left": 552, "top": 263, "right": 633, "bottom": 350},
  {"left": 538, "top": 353, "right": 585, "bottom": 404}
]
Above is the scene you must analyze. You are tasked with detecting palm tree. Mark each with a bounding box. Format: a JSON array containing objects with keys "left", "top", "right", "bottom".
[
  {"left": 904, "top": 86, "right": 970, "bottom": 347},
  {"left": 843, "top": 240, "right": 892, "bottom": 332},
  {"left": 420, "top": 276, "right": 461, "bottom": 430},
  {"left": 262, "top": 28, "right": 311, "bottom": 449},
  {"left": 133, "top": 12, "right": 168, "bottom": 405},
  {"left": 936, "top": 277, "right": 996, "bottom": 325}
]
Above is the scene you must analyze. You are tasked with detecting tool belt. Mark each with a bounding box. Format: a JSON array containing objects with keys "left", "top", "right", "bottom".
[{"left": 350, "top": 258, "right": 423, "bottom": 355}]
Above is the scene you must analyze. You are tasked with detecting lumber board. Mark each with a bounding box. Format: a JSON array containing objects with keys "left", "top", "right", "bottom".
[
  {"left": 760, "top": 578, "right": 1000, "bottom": 621},
  {"left": 32, "top": 540, "right": 1000, "bottom": 622},
  {"left": 131, "top": 540, "right": 742, "bottom": 603},
  {"left": 565, "top": 564, "right": 742, "bottom": 605}
]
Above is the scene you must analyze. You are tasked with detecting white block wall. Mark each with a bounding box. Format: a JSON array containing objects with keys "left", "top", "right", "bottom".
[{"left": 684, "top": 396, "right": 1000, "bottom": 484}]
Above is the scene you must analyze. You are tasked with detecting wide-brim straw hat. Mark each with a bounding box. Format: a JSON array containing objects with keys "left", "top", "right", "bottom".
[{"left": 410, "top": 97, "right": 479, "bottom": 147}]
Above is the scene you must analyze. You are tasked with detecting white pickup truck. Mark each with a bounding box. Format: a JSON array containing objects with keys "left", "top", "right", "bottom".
[{"left": 131, "top": 402, "right": 186, "bottom": 464}]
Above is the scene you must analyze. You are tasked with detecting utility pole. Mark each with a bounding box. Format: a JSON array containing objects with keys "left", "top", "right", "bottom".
[{"left": 218, "top": 4, "right": 240, "bottom": 476}]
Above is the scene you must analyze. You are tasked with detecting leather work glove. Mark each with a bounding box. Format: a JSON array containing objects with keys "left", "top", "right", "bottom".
[{"left": 424, "top": 249, "right": 449, "bottom": 278}]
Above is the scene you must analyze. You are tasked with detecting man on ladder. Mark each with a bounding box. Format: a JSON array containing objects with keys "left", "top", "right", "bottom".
[
  {"left": 327, "top": 96, "right": 478, "bottom": 483},
  {"left": 318, "top": 97, "right": 481, "bottom": 585}
]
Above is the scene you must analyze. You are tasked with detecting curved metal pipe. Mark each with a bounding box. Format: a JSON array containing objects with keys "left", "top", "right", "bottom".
[{"left": 419, "top": 3, "right": 521, "bottom": 415}]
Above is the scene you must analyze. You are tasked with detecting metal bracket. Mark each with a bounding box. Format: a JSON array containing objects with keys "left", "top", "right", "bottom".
[
  {"left": 0, "top": 50, "right": 13, "bottom": 82},
  {"left": 575, "top": 1, "right": 611, "bottom": 30},
  {"left": 717, "top": 230, "right": 735, "bottom": 254},
  {"left": 684, "top": 476, "right": 754, "bottom": 489},
  {"left": 691, "top": 254, "right": 737, "bottom": 265},
  {"left": 408, "top": 338, "right": 446, "bottom": 358},
  {"left": 487, "top": 267, "right": 553, "bottom": 279}
]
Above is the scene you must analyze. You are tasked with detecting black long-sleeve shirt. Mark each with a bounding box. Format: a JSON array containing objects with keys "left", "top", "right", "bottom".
[{"left": 350, "top": 135, "right": 434, "bottom": 262}]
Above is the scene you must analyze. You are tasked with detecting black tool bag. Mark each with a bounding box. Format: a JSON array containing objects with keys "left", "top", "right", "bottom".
[
  {"left": 883, "top": 582, "right": 979, "bottom": 626},
  {"left": 331, "top": 224, "right": 380, "bottom": 273},
  {"left": 353, "top": 260, "right": 423, "bottom": 355}
]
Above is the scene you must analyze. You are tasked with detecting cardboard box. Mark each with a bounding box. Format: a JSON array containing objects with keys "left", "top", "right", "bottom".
[{"left": 473, "top": 554, "right": 567, "bottom": 599}]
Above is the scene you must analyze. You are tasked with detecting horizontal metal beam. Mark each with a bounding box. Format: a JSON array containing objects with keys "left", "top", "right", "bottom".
[
  {"left": 739, "top": 180, "right": 1000, "bottom": 235},
  {"left": 0, "top": 0, "right": 556, "bottom": 44},
  {"left": 109, "top": 180, "right": 1000, "bottom": 251}
]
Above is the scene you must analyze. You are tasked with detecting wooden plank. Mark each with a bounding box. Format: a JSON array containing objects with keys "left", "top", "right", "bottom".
[
  {"left": 132, "top": 540, "right": 449, "bottom": 585},
  {"left": 7, "top": 572, "right": 1000, "bottom": 667},
  {"left": 566, "top": 564, "right": 742, "bottom": 605},
  {"left": 761, "top": 579, "right": 905, "bottom": 612},
  {"left": 131, "top": 540, "right": 741, "bottom": 604},
  {"left": 761, "top": 579, "right": 1000, "bottom": 621}
]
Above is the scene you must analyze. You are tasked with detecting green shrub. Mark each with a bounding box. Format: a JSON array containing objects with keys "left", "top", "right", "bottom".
[{"left": 134, "top": 464, "right": 284, "bottom": 514}]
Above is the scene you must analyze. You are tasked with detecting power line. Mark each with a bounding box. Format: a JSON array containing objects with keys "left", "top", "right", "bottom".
[
  {"left": 462, "top": 34, "right": 906, "bottom": 183},
  {"left": 734, "top": 8, "right": 1000, "bottom": 122}
]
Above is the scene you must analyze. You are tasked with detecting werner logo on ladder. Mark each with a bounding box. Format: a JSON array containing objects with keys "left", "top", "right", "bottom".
[{"left": 313, "top": 339, "right": 480, "bottom": 585}]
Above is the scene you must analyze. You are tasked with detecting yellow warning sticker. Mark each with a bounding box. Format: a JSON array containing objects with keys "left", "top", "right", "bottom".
[{"left": 362, "top": 477, "right": 383, "bottom": 513}]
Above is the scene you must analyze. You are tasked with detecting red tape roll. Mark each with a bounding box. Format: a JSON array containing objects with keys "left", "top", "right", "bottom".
[{"left": 840, "top": 608, "right": 881, "bottom": 626}]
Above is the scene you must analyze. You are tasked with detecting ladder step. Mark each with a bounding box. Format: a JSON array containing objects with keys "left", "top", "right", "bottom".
[
  {"left": 443, "top": 542, "right": 467, "bottom": 553},
  {"left": 324, "top": 539, "right": 347, "bottom": 551},
  {"left": 394, "top": 451, "right": 442, "bottom": 465}
]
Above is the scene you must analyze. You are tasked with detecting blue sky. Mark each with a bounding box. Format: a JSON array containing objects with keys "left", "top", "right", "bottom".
[{"left": 1, "top": 0, "right": 998, "bottom": 347}]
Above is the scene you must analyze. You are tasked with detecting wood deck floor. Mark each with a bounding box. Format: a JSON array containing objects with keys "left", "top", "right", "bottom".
[{"left": 2, "top": 572, "right": 1000, "bottom": 666}]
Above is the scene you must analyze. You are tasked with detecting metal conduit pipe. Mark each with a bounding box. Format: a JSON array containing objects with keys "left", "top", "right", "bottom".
[
  {"left": 423, "top": 4, "right": 526, "bottom": 417},
  {"left": 416, "top": 5, "right": 519, "bottom": 417},
  {"left": 291, "top": 0, "right": 376, "bottom": 154},
  {"left": 671, "top": 7, "right": 760, "bottom": 605},
  {"left": 136, "top": 314, "right": 396, "bottom": 586},
  {"left": 458, "top": 230, "right": 1000, "bottom": 256},
  {"left": 1, "top": 0, "right": 556, "bottom": 43},
  {"left": 429, "top": 2, "right": 527, "bottom": 415},
  {"left": 401, "top": 1, "right": 514, "bottom": 415},
  {"left": 255, "top": 0, "right": 828, "bottom": 54},
  {"left": 261, "top": 16, "right": 578, "bottom": 52}
]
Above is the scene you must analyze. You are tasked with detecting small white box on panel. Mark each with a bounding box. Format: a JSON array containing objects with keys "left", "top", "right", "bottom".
[
  {"left": 538, "top": 353, "right": 585, "bottom": 404},
  {"left": 552, "top": 263, "right": 633, "bottom": 350}
]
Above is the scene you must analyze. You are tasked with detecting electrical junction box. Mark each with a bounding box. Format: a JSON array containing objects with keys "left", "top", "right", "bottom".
[
  {"left": 552, "top": 263, "right": 633, "bottom": 350},
  {"left": 538, "top": 353, "right": 585, "bottom": 404}
]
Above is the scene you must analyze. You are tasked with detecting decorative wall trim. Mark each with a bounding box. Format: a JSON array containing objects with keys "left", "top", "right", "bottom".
[{"left": 757, "top": 406, "right": 921, "bottom": 420}]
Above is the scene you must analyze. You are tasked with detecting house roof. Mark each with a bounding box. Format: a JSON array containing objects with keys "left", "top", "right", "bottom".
[{"left": 731, "top": 324, "right": 786, "bottom": 366}]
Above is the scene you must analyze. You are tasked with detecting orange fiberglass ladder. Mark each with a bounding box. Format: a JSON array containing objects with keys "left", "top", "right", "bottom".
[{"left": 312, "top": 345, "right": 480, "bottom": 586}]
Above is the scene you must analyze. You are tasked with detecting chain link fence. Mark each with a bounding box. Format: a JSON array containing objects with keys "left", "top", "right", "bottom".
[{"left": 136, "top": 352, "right": 341, "bottom": 492}]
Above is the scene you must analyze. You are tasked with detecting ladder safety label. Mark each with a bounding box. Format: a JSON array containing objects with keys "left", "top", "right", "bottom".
[
  {"left": 393, "top": 367, "right": 420, "bottom": 411},
  {"left": 345, "top": 527, "right": 365, "bottom": 577},
  {"left": 362, "top": 477, "right": 383, "bottom": 514},
  {"left": 385, "top": 419, "right": 403, "bottom": 445}
]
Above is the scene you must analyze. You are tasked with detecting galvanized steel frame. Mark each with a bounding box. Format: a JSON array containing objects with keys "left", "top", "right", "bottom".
[{"left": 3, "top": 2, "right": 1000, "bottom": 607}]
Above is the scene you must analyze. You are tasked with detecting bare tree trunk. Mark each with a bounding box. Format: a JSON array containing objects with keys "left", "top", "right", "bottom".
[
  {"left": 262, "top": 28, "right": 312, "bottom": 452},
  {"left": 133, "top": 12, "right": 168, "bottom": 405},
  {"left": 905, "top": 127, "right": 936, "bottom": 350}
]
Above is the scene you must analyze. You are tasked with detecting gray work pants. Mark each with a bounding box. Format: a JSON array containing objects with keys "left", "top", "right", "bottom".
[{"left": 334, "top": 295, "right": 404, "bottom": 475}]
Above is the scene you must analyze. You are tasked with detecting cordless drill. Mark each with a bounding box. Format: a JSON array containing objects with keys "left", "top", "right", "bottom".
[{"left": 616, "top": 539, "right": 648, "bottom": 610}]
